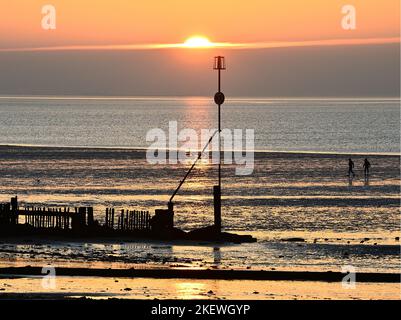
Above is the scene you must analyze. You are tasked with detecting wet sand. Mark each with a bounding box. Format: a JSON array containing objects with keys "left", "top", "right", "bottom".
[
  {"left": 0, "top": 236, "right": 399, "bottom": 275},
  {"left": 0, "top": 276, "right": 399, "bottom": 300},
  {"left": 0, "top": 147, "right": 399, "bottom": 299},
  {"left": 0, "top": 265, "right": 399, "bottom": 300}
]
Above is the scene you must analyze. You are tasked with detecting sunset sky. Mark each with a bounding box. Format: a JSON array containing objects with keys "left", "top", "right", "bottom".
[{"left": 0, "top": 0, "right": 399, "bottom": 97}]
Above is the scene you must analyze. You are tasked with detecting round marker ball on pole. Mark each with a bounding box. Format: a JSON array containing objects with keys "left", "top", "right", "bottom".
[{"left": 214, "top": 92, "right": 225, "bottom": 105}]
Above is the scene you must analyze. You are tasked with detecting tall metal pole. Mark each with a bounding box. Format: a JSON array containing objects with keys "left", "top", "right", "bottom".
[
  {"left": 213, "top": 56, "right": 225, "bottom": 233},
  {"left": 218, "top": 68, "right": 221, "bottom": 190}
]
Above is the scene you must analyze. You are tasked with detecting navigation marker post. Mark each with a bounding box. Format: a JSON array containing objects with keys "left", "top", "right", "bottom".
[{"left": 213, "top": 56, "right": 226, "bottom": 233}]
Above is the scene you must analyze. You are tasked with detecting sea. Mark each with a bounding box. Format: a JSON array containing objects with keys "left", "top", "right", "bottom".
[{"left": 0, "top": 96, "right": 399, "bottom": 274}]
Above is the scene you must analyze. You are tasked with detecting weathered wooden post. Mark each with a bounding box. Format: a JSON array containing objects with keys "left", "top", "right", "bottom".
[
  {"left": 130, "top": 211, "right": 133, "bottom": 230},
  {"left": 87, "top": 207, "right": 94, "bottom": 227},
  {"left": 10, "top": 196, "right": 18, "bottom": 225},
  {"left": 140, "top": 211, "right": 144, "bottom": 230}
]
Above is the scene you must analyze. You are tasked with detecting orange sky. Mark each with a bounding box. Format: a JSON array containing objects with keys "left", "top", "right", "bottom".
[
  {"left": 1, "top": 0, "right": 399, "bottom": 48},
  {"left": 0, "top": 1, "right": 399, "bottom": 97}
]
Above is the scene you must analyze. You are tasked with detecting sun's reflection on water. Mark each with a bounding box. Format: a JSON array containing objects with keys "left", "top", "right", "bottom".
[{"left": 175, "top": 282, "right": 207, "bottom": 299}]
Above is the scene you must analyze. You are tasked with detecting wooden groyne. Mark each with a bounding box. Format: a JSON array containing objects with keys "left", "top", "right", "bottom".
[
  {"left": 0, "top": 197, "right": 152, "bottom": 236},
  {"left": 105, "top": 208, "right": 151, "bottom": 231},
  {"left": 0, "top": 196, "right": 256, "bottom": 243}
]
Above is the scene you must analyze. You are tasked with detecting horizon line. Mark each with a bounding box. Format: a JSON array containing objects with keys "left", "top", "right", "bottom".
[
  {"left": 0, "top": 95, "right": 400, "bottom": 101},
  {"left": 0, "top": 37, "right": 399, "bottom": 53},
  {"left": 0, "top": 143, "right": 398, "bottom": 157}
]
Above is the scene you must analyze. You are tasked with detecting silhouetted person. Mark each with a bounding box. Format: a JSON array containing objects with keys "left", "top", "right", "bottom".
[
  {"left": 363, "top": 158, "right": 371, "bottom": 178},
  {"left": 348, "top": 158, "right": 355, "bottom": 177}
]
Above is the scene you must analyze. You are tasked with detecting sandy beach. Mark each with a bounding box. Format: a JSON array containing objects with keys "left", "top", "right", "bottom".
[
  {"left": 1, "top": 0, "right": 400, "bottom": 308},
  {"left": 0, "top": 264, "right": 400, "bottom": 300},
  {"left": 0, "top": 145, "right": 400, "bottom": 300}
]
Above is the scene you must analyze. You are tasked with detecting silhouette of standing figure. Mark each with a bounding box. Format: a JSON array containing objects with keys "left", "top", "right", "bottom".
[
  {"left": 363, "top": 158, "right": 371, "bottom": 177},
  {"left": 348, "top": 158, "right": 355, "bottom": 177}
]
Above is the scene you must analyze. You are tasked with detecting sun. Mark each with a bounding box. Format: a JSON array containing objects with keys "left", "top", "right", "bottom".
[{"left": 183, "top": 36, "right": 214, "bottom": 48}]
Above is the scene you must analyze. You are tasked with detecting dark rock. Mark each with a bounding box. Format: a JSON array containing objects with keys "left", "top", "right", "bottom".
[
  {"left": 282, "top": 238, "right": 305, "bottom": 242},
  {"left": 187, "top": 226, "right": 256, "bottom": 243}
]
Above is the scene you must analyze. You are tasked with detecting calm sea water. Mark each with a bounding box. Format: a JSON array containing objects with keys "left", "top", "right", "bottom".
[
  {"left": 0, "top": 97, "right": 399, "bottom": 153},
  {"left": 0, "top": 97, "right": 399, "bottom": 273}
]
